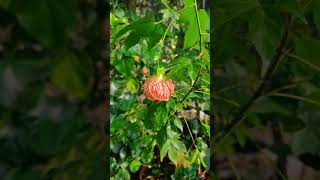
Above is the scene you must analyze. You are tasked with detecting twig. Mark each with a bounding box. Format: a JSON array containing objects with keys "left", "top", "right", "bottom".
[
  {"left": 285, "top": 52, "right": 320, "bottom": 73},
  {"left": 271, "top": 121, "right": 287, "bottom": 180},
  {"left": 214, "top": 16, "right": 291, "bottom": 143},
  {"left": 181, "top": 111, "right": 199, "bottom": 152},
  {"left": 168, "top": 0, "right": 205, "bottom": 122},
  {"left": 168, "top": 66, "right": 202, "bottom": 117},
  {"left": 267, "top": 92, "right": 320, "bottom": 107},
  {"left": 261, "top": 77, "right": 311, "bottom": 97},
  {"left": 194, "top": 0, "right": 203, "bottom": 52}
]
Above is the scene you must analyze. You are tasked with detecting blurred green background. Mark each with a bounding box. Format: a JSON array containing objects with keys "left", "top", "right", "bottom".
[
  {"left": 213, "top": 0, "right": 320, "bottom": 179},
  {"left": 0, "top": 0, "right": 107, "bottom": 179}
]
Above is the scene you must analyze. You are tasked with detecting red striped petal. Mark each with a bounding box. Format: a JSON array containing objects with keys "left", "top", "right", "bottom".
[{"left": 143, "top": 77, "right": 174, "bottom": 102}]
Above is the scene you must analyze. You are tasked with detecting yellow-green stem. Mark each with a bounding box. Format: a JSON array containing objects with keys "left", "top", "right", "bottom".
[{"left": 193, "top": 0, "right": 203, "bottom": 53}]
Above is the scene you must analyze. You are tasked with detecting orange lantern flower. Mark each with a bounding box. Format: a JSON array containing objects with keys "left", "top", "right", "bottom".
[{"left": 143, "top": 67, "right": 174, "bottom": 102}]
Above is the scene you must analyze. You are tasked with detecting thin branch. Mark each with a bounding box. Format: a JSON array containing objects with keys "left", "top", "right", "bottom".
[
  {"left": 173, "top": 0, "right": 205, "bottom": 106},
  {"left": 267, "top": 92, "right": 320, "bottom": 107},
  {"left": 214, "top": 16, "right": 291, "bottom": 143},
  {"left": 213, "top": 96, "right": 240, "bottom": 107},
  {"left": 181, "top": 111, "right": 199, "bottom": 152},
  {"left": 158, "top": 20, "right": 175, "bottom": 68},
  {"left": 169, "top": 66, "right": 202, "bottom": 117},
  {"left": 168, "top": 0, "right": 205, "bottom": 120},
  {"left": 261, "top": 78, "right": 312, "bottom": 97},
  {"left": 194, "top": 0, "right": 203, "bottom": 52},
  {"left": 285, "top": 52, "right": 320, "bottom": 73}
]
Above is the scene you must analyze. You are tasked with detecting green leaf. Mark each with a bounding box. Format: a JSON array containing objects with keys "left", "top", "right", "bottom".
[
  {"left": 182, "top": 0, "right": 193, "bottom": 6},
  {"left": 295, "top": 36, "right": 320, "bottom": 67},
  {"left": 129, "top": 160, "right": 141, "bottom": 173},
  {"left": 176, "top": 151, "right": 191, "bottom": 168},
  {"left": 141, "top": 141, "right": 155, "bottom": 163},
  {"left": 199, "top": 9, "right": 209, "bottom": 32},
  {"left": 156, "top": 125, "right": 167, "bottom": 148},
  {"left": 167, "top": 57, "right": 193, "bottom": 81},
  {"left": 162, "top": 134, "right": 187, "bottom": 165},
  {"left": 199, "top": 9, "right": 210, "bottom": 46},
  {"left": 115, "top": 16, "right": 154, "bottom": 39},
  {"left": 115, "top": 16, "right": 165, "bottom": 49},
  {"left": 141, "top": 104, "right": 155, "bottom": 130},
  {"left": 171, "top": 139, "right": 187, "bottom": 152},
  {"left": 180, "top": 0, "right": 209, "bottom": 49},
  {"left": 214, "top": 135, "right": 236, "bottom": 154},
  {"left": 160, "top": 140, "right": 170, "bottom": 162},
  {"left": 125, "top": 31, "right": 142, "bottom": 49},
  {"left": 50, "top": 52, "right": 93, "bottom": 98},
  {"left": 251, "top": 97, "right": 291, "bottom": 115},
  {"left": 157, "top": 125, "right": 170, "bottom": 161},
  {"left": 281, "top": 116, "right": 304, "bottom": 132},
  {"left": 275, "top": 0, "right": 306, "bottom": 24},
  {"left": 0, "top": 59, "right": 50, "bottom": 107},
  {"left": 298, "top": 92, "right": 320, "bottom": 126},
  {"left": 312, "top": 1, "right": 320, "bottom": 31},
  {"left": 29, "top": 118, "right": 82, "bottom": 157},
  {"left": 154, "top": 102, "right": 168, "bottom": 130},
  {"left": 119, "top": 148, "right": 126, "bottom": 160},
  {"left": 126, "top": 78, "right": 138, "bottom": 93},
  {"left": 118, "top": 97, "right": 136, "bottom": 112},
  {"left": 14, "top": 84, "right": 44, "bottom": 113},
  {"left": 134, "top": 23, "right": 165, "bottom": 48},
  {"left": 168, "top": 146, "right": 178, "bottom": 165},
  {"left": 224, "top": 61, "right": 249, "bottom": 80},
  {"left": 234, "top": 125, "right": 247, "bottom": 147},
  {"left": 173, "top": 117, "right": 183, "bottom": 132},
  {"left": 300, "top": 91, "right": 320, "bottom": 109},
  {"left": 110, "top": 116, "right": 126, "bottom": 134},
  {"left": 114, "top": 58, "right": 134, "bottom": 77},
  {"left": 115, "top": 168, "right": 130, "bottom": 180},
  {"left": 166, "top": 98, "right": 176, "bottom": 110},
  {"left": 0, "top": 0, "right": 77, "bottom": 48},
  {"left": 213, "top": 0, "right": 260, "bottom": 30},
  {"left": 248, "top": 9, "right": 283, "bottom": 63},
  {"left": 190, "top": 150, "right": 200, "bottom": 164},
  {"left": 292, "top": 126, "right": 320, "bottom": 155},
  {"left": 213, "top": 25, "right": 250, "bottom": 63},
  {"left": 114, "top": 8, "right": 125, "bottom": 18},
  {"left": 166, "top": 122, "right": 179, "bottom": 138}
]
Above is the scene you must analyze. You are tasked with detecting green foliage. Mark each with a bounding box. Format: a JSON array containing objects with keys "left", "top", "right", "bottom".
[
  {"left": 0, "top": 0, "right": 106, "bottom": 179},
  {"left": 28, "top": 117, "right": 83, "bottom": 157},
  {"left": 248, "top": 8, "right": 283, "bottom": 64},
  {"left": 180, "top": 0, "right": 209, "bottom": 49},
  {"left": 50, "top": 51, "right": 93, "bottom": 98},
  {"left": 110, "top": 0, "right": 209, "bottom": 179},
  {"left": 295, "top": 36, "right": 320, "bottom": 67},
  {"left": 0, "top": 59, "right": 50, "bottom": 107},
  {"left": 115, "top": 16, "right": 166, "bottom": 49},
  {"left": 214, "top": 0, "right": 320, "bottom": 178},
  {"left": 0, "top": 0, "right": 77, "bottom": 48}
]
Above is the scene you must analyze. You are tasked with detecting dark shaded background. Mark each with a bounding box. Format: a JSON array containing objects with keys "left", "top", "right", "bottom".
[
  {"left": 0, "top": 0, "right": 108, "bottom": 179},
  {"left": 213, "top": 0, "right": 320, "bottom": 179}
]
